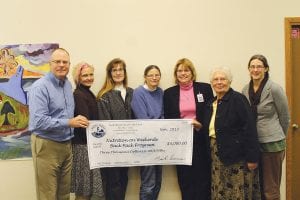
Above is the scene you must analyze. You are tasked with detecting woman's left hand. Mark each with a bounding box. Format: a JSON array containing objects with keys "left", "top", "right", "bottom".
[
  {"left": 247, "top": 162, "right": 258, "bottom": 171},
  {"left": 191, "top": 119, "right": 202, "bottom": 131}
]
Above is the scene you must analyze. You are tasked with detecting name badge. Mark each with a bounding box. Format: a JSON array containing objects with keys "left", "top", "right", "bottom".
[{"left": 197, "top": 93, "right": 204, "bottom": 102}]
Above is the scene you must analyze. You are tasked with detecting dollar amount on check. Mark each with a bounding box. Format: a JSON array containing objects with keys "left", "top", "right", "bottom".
[{"left": 86, "top": 119, "right": 193, "bottom": 169}]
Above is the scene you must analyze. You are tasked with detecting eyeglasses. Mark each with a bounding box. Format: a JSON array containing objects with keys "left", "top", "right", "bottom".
[
  {"left": 249, "top": 65, "right": 265, "bottom": 70},
  {"left": 146, "top": 74, "right": 161, "bottom": 78},
  {"left": 176, "top": 69, "right": 191, "bottom": 73},
  {"left": 212, "top": 77, "right": 228, "bottom": 83},
  {"left": 51, "top": 60, "right": 70, "bottom": 65},
  {"left": 111, "top": 68, "right": 124, "bottom": 73}
]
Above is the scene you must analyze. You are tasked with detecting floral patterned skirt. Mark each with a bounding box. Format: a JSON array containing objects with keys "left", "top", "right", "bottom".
[
  {"left": 71, "top": 144, "right": 104, "bottom": 197},
  {"left": 210, "top": 138, "right": 261, "bottom": 200}
]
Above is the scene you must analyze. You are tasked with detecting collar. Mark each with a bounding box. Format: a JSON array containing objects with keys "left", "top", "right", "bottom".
[
  {"left": 179, "top": 81, "right": 193, "bottom": 90},
  {"left": 48, "top": 72, "right": 67, "bottom": 87},
  {"left": 212, "top": 88, "right": 233, "bottom": 103},
  {"left": 143, "top": 84, "right": 157, "bottom": 91},
  {"left": 78, "top": 84, "right": 91, "bottom": 90}
]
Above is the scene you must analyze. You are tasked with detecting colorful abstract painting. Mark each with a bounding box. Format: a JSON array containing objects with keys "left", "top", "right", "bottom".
[{"left": 0, "top": 43, "right": 59, "bottom": 160}]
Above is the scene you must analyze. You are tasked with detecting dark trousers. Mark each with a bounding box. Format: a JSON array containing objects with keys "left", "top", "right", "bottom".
[
  {"left": 176, "top": 134, "right": 211, "bottom": 200},
  {"left": 140, "top": 165, "right": 162, "bottom": 200},
  {"left": 260, "top": 151, "right": 285, "bottom": 200},
  {"left": 101, "top": 167, "right": 128, "bottom": 200}
]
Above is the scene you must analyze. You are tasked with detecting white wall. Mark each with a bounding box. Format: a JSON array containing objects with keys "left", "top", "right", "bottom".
[{"left": 1, "top": 0, "right": 299, "bottom": 199}]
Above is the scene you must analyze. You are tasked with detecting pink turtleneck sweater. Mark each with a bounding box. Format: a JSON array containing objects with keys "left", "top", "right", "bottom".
[{"left": 179, "top": 82, "right": 196, "bottom": 119}]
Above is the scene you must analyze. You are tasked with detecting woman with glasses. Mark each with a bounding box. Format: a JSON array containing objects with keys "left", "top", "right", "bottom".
[
  {"left": 204, "top": 66, "right": 261, "bottom": 200},
  {"left": 131, "top": 65, "right": 164, "bottom": 200},
  {"left": 71, "top": 62, "right": 104, "bottom": 200},
  {"left": 97, "top": 58, "right": 134, "bottom": 200},
  {"left": 242, "top": 55, "right": 290, "bottom": 200},
  {"left": 163, "top": 58, "right": 213, "bottom": 200}
]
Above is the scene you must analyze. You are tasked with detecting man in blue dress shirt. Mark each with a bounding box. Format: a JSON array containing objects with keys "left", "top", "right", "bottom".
[{"left": 28, "top": 48, "right": 89, "bottom": 200}]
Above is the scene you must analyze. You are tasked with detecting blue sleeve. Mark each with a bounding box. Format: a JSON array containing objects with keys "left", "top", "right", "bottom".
[
  {"left": 29, "top": 85, "right": 69, "bottom": 132},
  {"left": 131, "top": 89, "right": 149, "bottom": 119}
]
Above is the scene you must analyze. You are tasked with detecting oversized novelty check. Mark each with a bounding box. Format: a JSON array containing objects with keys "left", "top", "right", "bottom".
[{"left": 86, "top": 119, "right": 193, "bottom": 169}]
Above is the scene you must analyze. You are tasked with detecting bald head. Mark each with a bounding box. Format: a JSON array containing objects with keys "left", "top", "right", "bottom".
[{"left": 50, "top": 48, "right": 71, "bottom": 80}]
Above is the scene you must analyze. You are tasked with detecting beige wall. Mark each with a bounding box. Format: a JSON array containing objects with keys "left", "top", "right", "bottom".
[{"left": 1, "top": 0, "right": 299, "bottom": 199}]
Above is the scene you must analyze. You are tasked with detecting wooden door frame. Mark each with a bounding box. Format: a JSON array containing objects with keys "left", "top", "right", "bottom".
[{"left": 285, "top": 17, "right": 300, "bottom": 200}]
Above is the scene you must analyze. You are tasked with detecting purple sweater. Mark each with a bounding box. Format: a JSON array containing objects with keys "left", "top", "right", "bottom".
[{"left": 131, "top": 85, "right": 164, "bottom": 119}]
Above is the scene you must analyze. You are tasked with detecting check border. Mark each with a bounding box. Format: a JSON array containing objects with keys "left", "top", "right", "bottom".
[{"left": 86, "top": 119, "right": 194, "bottom": 169}]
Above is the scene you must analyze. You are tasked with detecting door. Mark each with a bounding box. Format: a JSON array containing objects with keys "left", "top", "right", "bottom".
[{"left": 285, "top": 17, "right": 300, "bottom": 200}]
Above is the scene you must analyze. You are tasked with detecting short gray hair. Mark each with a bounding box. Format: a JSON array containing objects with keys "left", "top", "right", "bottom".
[{"left": 209, "top": 66, "right": 233, "bottom": 83}]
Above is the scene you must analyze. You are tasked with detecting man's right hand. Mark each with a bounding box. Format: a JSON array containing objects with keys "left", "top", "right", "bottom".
[{"left": 69, "top": 115, "right": 89, "bottom": 128}]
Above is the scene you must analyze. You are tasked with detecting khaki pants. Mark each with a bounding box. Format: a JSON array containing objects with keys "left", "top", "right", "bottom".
[
  {"left": 261, "top": 151, "right": 285, "bottom": 200},
  {"left": 31, "top": 134, "right": 72, "bottom": 200}
]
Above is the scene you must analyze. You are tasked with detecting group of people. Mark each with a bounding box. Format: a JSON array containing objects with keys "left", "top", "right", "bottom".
[{"left": 28, "top": 48, "right": 290, "bottom": 200}]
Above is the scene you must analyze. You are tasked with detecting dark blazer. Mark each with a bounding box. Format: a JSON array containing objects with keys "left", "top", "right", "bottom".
[
  {"left": 97, "top": 88, "right": 133, "bottom": 120},
  {"left": 164, "top": 82, "right": 213, "bottom": 200},
  {"left": 72, "top": 85, "right": 98, "bottom": 144},
  {"left": 163, "top": 82, "right": 213, "bottom": 136},
  {"left": 204, "top": 88, "right": 260, "bottom": 165}
]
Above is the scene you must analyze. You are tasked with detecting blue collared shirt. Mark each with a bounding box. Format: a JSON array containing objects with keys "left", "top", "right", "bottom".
[{"left": 28, "top": 72, "right": 75, "bottom": 141}]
